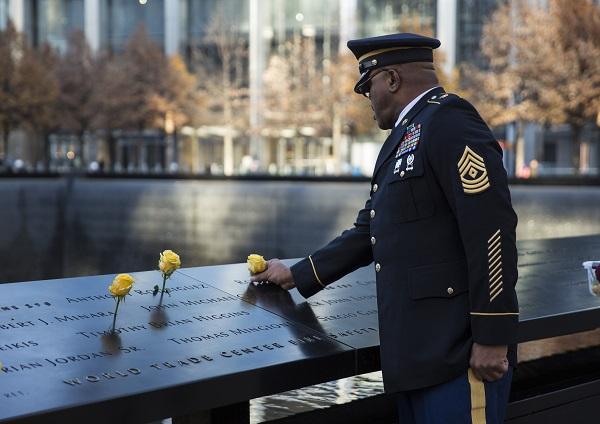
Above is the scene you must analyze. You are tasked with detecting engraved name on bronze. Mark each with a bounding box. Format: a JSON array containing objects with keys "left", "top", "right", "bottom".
[
  {"left": 2, "top": 390, "right": 27, "bottom": 400},
  {"left": 65, "top": 283, "right": 211, "bottom": 305},
  {"left": 132, "top": 283, "right": 209, "bottom": 296},
  {"left": 0, "top": 340, "right": 39, "bottom": 352},
  {"left": 308, "top": 294, "right": 377, "bottom": 306},
  {"left": 76, "top": 325, "right": 147, "bottom": 339},
  {"left": 1, "top": 346, "right": 144, "bottom": 374},
  {"left": 141, "top": 295, "right": 238, "bottom": 312},
  {"left": 328, "top": 327, "right": 378, "bottom": 339},
  {"left": 168, "top": 322, "right": 293, "bottom": 345},
  {"left": 317, "top": 309, "right": 378, "bottom": 321},
  {"left": 309, "top": 295, "right": 377, "bottom": 307},
  {"left": 1, "top": 302, "right": 52, "bottom": 312}
]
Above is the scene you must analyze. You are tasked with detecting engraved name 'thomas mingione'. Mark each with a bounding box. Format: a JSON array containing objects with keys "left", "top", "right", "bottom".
[{"left": 167, "top": 321, "right": 292, "bottom": 345}]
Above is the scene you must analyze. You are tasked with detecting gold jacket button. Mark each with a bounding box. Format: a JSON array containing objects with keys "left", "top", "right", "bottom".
[
  {"left": 370, "top": 209, "right": 376, "bottom": 219},
  {"left": 371, "top": 237, "right": 376, "bottom": 245},
  {"left": 373, "top": 184, "right": 378, "bottom": 192},
  {"left": 447, "top": 287, "right": 454, "bottom": 295},
  {"left": 400, "top": 171, "right": 405, "bottom": 177},
  {"left": 375, "top": 263, "right": 381, "bottom": 272}
]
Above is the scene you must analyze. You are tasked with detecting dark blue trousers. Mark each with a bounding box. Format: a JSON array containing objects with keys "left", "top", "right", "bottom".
[{"left": 396, "top": 367, "right": 513, "bottom": 424}]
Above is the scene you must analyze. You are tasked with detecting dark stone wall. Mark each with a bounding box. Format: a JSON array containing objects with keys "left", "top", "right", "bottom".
[{"left": 1, "top": 178, "right": 600, "bottom": 283}]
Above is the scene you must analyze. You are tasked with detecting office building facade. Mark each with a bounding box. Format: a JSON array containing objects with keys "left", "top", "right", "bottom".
[{"left": 6, "top": 0, "right": 593, "bottom": 176}]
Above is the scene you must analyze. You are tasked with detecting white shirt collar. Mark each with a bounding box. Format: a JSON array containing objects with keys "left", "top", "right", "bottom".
[{"left": 394, "top": 86, "right": 439, "bottom": 128}]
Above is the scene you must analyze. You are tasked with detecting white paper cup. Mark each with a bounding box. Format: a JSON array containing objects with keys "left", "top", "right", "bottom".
[{"left": 582, "top": 261, "right": 600, "bottom": 296}]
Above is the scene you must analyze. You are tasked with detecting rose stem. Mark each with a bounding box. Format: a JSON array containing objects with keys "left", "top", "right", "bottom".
[
  {"left": 111, "top": 297, "right": 121, "bottom": 333},
  {"left": 159, "top": 274, "right": 167, "bottom": 305},
  {"left": 161, "top": 274, "right": 167, "bottom": 293}
]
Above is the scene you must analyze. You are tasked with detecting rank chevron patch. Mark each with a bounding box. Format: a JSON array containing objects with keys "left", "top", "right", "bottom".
[{"left": 457, "top": 146, "right": 490, "bottom": 194}]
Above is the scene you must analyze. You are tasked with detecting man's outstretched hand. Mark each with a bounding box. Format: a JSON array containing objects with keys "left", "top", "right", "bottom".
[
  {"left": 250, "top": 259, "right": 296, "bottom": 290},
  {"left": 470, "top": 342, "right": 509, "bottom": 382}
]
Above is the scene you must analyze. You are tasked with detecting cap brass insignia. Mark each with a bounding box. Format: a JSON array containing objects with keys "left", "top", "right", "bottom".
[{"left": 457, "top": 146, "right": 490, "bottom": 194}]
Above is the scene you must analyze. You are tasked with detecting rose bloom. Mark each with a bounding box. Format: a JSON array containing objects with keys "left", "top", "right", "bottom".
[
  {"left": 109, "top": 274, "right": 135, "bottom": 298},
  {"left": 159, "top": 250, "right": 181, "bottom": 275},
  {"left": 247, "top": 254, "right": 267, "bottom": 274}
]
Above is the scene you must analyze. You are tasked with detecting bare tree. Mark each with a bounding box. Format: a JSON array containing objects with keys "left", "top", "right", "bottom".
[
  {"left": 95, "top": 25, "right": 198, "bottom": 170},
  {"left": 17, "top": 43, "right": 60, "bottom": 167},
  {"left": 0, "top": 22, "right": 23, "bottom": 163},
  {"left": 55, "top": 31, "right": 98, "bottom": 165},
  {"left": 0, "top": 22, "right": 59, "bottom": 167},
  {"left": 192, "top": 10, "right": 249, "bottom": 175}
]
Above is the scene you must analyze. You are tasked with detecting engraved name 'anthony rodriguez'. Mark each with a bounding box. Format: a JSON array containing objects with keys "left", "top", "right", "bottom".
[{"left": 64, "top": 283, "right": 210, "bottom": 304}]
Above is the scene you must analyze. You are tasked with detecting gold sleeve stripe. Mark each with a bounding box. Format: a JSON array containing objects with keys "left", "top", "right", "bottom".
[
  {"left": 488, "top": 238, "right": 501, "bottom": 253},
  {"left": 489, "top": 254, "right": 502, "bottom": 270},
  {"left": 489, "top": 278, "right": 503, "bottom": 292},
  {"left": 490, "top": 285, "right": 503, "bottom": 297},
  {"left": 488, "top": 245, "right": 501, "bottom": 259},
  {"left": 487, "top": 229, "right": 501, "bottom": 244},
  {"left": 308, "top": 255, "right": 325, "bottom": 288},
  {"left": 488, "top": 229, "right": 503, "bottom": 303},
  {"left": 490, "top": 288, "right": 504, "bottom": 302},
  {"left": 489, "top": 261, "right": 502, "bottom": 277},
  {"left": 488, "top": 249, "right": 501, "bottom": 265},
  {"left": 468, "top": 369, "right": 487, "bottom": 424},
  {"left": 489, "top": 266, "right": 502, "bottom": 282},
  {"left": 470, "top": 312, "right": 519, "bottom": 316}
]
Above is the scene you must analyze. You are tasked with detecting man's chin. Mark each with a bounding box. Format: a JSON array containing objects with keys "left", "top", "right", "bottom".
[
  {"left": 371, "top": 112, "right": 393, "bottom": 130},
  {"left": 375, "top": 120, "right": 392, "bottom": 131}
]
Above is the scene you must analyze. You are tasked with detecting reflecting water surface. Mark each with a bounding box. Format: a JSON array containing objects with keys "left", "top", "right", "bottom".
[{"left": 250, "top": 371, "right": 384, "bottom": 422}]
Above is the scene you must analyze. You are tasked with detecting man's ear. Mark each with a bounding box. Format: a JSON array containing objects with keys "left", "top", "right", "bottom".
[{"left": 388, "top": 69, "right": 402, "bottom": 93}]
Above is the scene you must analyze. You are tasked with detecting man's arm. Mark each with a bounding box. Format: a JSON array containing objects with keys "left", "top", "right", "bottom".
[
  {"left": 251, "top": 198, "right": 374, "bottom": 298},
  {"left": 425, "top": 97, "right": 519, "bottom": 381}
]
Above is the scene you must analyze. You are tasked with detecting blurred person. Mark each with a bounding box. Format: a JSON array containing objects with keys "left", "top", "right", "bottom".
[{"left": 252, "top": 33, "right": 518, "bottom": 424}]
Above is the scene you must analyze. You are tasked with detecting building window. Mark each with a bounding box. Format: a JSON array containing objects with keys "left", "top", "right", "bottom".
[
  {"left": 100, "top": 0, "right": 165, "bottom": 52},
  {"left": 0, "top": 0, "right": 8, "bottom": 29},
  {"left": 356, "top": 0, "right": 436, "bottom": 37},
  {"left": 456, "top": 0, "right": 501, "bottom": 67},
  {"left": 542, "top": 141, "right": 557, "bottom": 163},
  {"left": 31, "top": 0, "right": 84, "bottom": 51},
  {"left": 180, "top": 0, "right": 248, "bottom": 52}
]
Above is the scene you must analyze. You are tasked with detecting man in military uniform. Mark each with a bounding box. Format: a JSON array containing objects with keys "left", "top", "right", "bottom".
[{"left": 252, "top": 33, "right": 519, "bottom": 423}]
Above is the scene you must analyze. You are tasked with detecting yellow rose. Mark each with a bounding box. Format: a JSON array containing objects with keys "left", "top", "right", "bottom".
[
  {"left": 108, "top": 274, "right": 135, "bottom": 298},
  {"left": 247, "top": 254, "right": 267, "bottom": 274},
  {"left": 159, "top": 250, "right": 181, "bottom": 276}
]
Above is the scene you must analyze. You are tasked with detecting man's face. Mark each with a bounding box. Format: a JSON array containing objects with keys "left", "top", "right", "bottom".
[{"left": 363, "top": 68, "right": 396, "bottom": 130}]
